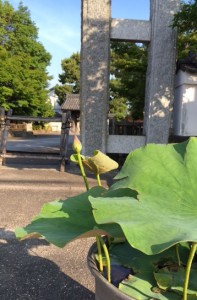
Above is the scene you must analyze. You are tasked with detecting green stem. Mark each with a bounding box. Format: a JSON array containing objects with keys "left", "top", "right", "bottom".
[
  {"left": 77, "top": 152, "right": 89, "bottom": 191},
  {"left": 96, "top": 173, "right": 101, "bottom": 186},
  {"left": 96, "top": 236, "right": 103, "bottom": 272},
  {"left": 99, "top": 236, "right": 111, "bottom": 283},
  {"left": 175, "top": 244, "right": 181, "bottom": 267},
  {"left": 183, "top": 242, "right": 197, "bottom": 300}
]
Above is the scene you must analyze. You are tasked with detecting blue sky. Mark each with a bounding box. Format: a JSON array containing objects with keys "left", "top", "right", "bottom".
[{"left": 8, "top": 0, "right": 150, "bottom": 87}]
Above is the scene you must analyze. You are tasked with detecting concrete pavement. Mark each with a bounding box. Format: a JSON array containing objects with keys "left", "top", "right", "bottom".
[
  {"left": 0, "top": 157, "right": 117, "bottom": 299},
  {"left": 6, "top": 134, "right": 62, "bottom": 153},
  {"left": 0, "top": 133, "right": 119, "bottom": 299},
  {"left": 0, "top": 167, "right": 95, "bottom": 299}
]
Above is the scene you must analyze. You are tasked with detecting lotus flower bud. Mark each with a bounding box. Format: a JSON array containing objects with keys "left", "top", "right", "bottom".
[{"left": 72, "top": 135, "right": 82, "bottom": 153}]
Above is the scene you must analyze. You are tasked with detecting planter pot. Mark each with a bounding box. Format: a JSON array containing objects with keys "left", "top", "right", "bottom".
[{"left": 87, "top": 244, "right": 134, "bottom": 300}]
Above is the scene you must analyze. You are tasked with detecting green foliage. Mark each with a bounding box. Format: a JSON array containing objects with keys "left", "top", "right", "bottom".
[
  {"left": 172, "top": 0, "right": 197, "bottom": 58},
  {"left": 110, "top": 42, "right": 147, "bottom": 120},
  {"left": 109, "top": 97, "right": 127, "bottom": 121},
  {"left": 16, "top": 137, "right": 197, "bottom": 299},
  {"left": 56, "top": 44, "right": 147, "bottom": 119},
  {"left": 70, "top": 150, "right": 119, "bottom": 175},
  {"left": 92, "top": 138, "right": 197, "bottom": 254},
  {"left": 55, "top": 52, "right": 80, "bottom": 105},
  {"left": 0, "top": 1, "right": 53, "bottom": 116},
  {"left": 110, "top": 242, "right": 193, "bottom": 299},
  {"left": 16, "top": 187, "right": 108, "bottom": 247},
  {"left": 173, "top": 0, "right": 197, "bottom": 33}
]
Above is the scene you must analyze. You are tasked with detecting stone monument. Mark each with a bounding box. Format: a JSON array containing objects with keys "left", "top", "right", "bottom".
[{"left": 80, "top": 0, "right": 180, "bottom": 155}]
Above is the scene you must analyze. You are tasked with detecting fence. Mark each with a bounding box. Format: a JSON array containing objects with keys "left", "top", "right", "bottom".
[
  {"left": 0, "top": 108, "right": 71, "bottom": 171},
  {"left": 108, "top": 118, "right": 143, "bottom": 136}
]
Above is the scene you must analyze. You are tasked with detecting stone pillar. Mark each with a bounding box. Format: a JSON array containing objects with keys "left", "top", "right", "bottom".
[
  {"left": 144, "top": 0, "right": 180, "bottom": 144},
  {"left": 80, "top": 0, "right": 111, "bottom": 155}
]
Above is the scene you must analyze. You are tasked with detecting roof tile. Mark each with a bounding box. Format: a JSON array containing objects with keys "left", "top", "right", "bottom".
[{"left": 61, "top": 94, "right": 80, "bottom": 111}]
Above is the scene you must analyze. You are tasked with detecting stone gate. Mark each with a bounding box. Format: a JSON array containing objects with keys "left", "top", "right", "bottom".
[{"left": 80, "top": 0, "right": 180, "bottom": 155}]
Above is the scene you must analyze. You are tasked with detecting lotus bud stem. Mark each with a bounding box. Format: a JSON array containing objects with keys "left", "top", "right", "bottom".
[
  {"left": 72, "top": 136, "right": 89, "bottom": 190},
  {"left": 77, "top": 152, "right": 89, "bottom": 191}
]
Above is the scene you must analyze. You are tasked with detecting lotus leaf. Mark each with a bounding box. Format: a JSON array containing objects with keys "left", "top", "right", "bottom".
[
  {"left": 15, "top": 186, "right": 123, "bottom": 246},
  {"left": 154, "top": 269, "right": 197, "bottom": 295},
  {"left": 71, "top": 150, "right": 119, "bottom": 175},
  {"left": 90, "top": 138, "right": 197, "bottom": 254},
  {"left": 70, "top": 153, "right": 85, "bottom": 163},
  {"left": 109, "top": 242, "right": 192, "bottom": 299}
]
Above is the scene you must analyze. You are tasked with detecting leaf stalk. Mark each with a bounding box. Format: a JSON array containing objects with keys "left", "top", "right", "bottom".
[
  {"left": 99, "top": 236, "right": 111, "bottom": 283},
  {"left": 183, "top": 242, "right": 197, "bottom": 300}
]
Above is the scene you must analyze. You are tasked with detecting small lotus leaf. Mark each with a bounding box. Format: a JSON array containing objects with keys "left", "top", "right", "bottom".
[
  {"left": 155, "top": 269, "right": 197, "bottom": 295},
  {"left": 70, "top": 153, "right": 85, "bottom": 164},
  {"left": 119, "top": 274, "right": 181, "bottom": 300},
  {"left": 83, "top": 150, "right": 119, "bottom": 174},
  {"left": 187, "top": 296, "right": 197, "bottom": 300},
  {"left": 82, "top": 158, "right": 99, "bottom": 174}
]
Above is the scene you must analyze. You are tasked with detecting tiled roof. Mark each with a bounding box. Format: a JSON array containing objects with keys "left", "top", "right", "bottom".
[{"left": 61, "top": 94, "right": 80, "bottom": 111}]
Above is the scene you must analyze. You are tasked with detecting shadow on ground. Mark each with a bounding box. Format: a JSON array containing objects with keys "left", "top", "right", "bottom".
[{"left": 0, "top": 229, "right": 94, "bottom": 300}]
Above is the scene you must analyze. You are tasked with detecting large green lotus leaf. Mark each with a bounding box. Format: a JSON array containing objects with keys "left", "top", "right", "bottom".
[
  {"left": 15, "top": 186, "right": 122, "bottom": 247},
  {"left": 110, "top": 242, "right": 190, "bottom": 299},
  {"left": 90, "top": 138, "right": 197, "bottom": 254}
]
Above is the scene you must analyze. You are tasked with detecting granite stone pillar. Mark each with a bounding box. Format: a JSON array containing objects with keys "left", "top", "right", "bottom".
[
  {"left": 144, "top": 0, "right": 180, "bottom": 144},
  {"left": 80, "top": 0, "right": 111, "bottom": 155}
]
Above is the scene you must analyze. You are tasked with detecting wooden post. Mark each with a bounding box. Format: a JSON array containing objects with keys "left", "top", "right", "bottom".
[
  {"left": 0, "top": 107, "right": 5, "bottom": 138},
  {"left": 59, "top": 111, "right": 71, "bottom": 172},
  {"left": 0, "top": 108, "right": 12, "bottom": 166},
  {"left": 0, "top": 108, "right": 5, "bottom": 166}
]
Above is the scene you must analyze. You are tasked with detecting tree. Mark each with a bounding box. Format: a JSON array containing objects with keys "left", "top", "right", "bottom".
[
  {"left": 173, "top": 0, "right": 197, "bottom": 33},
  {"left": 109, "top": 97, "right": 128, "bottom": 121},
  {"left": 0, "top": 1, "right": 53, "bottom": 116},
  {"left": 56, "top": 44, "right": 147, "bottom": 120},
  {"left": 110, "top": 42, "right": 147, "bottom": 120},
  {"left": 55, "top": 52, "right": 80, "bottom": 105},
  {"left": 172, "top": 0, "right": 197, "bottom": 58}
]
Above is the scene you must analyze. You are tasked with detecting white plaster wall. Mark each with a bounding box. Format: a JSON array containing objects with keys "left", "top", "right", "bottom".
[
  {"left": 48, "top": 122, "right": 62, "bottom": 132},
  {"left": 48, "top": 90, "right": 61, "bottom": 113},
  {"left": 173, "top": 70, "right": 197, "bottom": 136}
]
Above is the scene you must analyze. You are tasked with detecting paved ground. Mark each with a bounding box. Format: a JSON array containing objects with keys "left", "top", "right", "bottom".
[
  {"left": 0, "top": 134, "right": 118, "bottom": 300},
  {"left": 3, "top": 133, "right": 77, "bottom": 170},
  {"left": 6, "top": 133, "right": 63, "bottom": 153}
]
